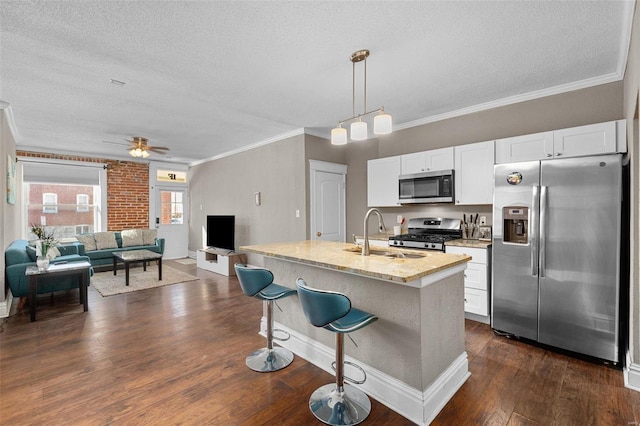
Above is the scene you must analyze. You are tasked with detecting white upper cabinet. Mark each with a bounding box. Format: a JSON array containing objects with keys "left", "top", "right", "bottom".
[
  {"left": 495, "top": 131, "right": 554, "bottom": 163},
  {"left": 367, "top": 156, "right": 401, "bottom": 207},
  {"left": 401, "top": 147, "right": 454, "bottom": 175},
  {"left": 454, "top": 140, "right": 495, "bottom": 205},
  {"left": 495, "top": 120, "right": 626, "bottom": 164},
  {"left": 553, "top": 120, "right": 619, "bottom": 158}
]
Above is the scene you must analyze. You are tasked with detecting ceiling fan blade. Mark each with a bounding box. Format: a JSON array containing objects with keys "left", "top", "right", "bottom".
[
  {"left": 148, "top": 146, "right": 169, "bottom": 151},
  {"left": 147, "top": 148, "right": 167, "bottom": 154},
  {"left": 102, "top": 140, "right": 130, "bottom": 146}
]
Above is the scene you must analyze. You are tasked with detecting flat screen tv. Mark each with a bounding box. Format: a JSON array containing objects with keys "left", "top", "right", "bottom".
[{"left": 206, "top": 215, "right": 235, "bottom": 252}]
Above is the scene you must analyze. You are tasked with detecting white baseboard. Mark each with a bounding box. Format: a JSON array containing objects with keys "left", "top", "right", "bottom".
[
  {"left": 0, "top": 291, "right": 14, "bottom": 318},
  {"left": 261, "top": 319, "right": 470, "bottom": 425},
  {"left": 624, "top": 362, "right": 640, "bottom": 392}
]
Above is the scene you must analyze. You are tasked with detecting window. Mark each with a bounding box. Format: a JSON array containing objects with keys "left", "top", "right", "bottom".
[
  {"left": 160, "top": 190, "right": 184, "bottom": 225},
  {"left": 77, "top": 194, "right": 89, "bottom": 212},
  {"left": 26, "top": 183, "right": 99, "bottom": 239},
  {"left": 42, "top": 193, "right": 58, "bottom": 213},
  {"left": 75, "top": 225, "right": 91, "bottom": 234}
]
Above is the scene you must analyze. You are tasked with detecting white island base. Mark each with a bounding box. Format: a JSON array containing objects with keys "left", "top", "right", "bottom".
[{"left": 242, "top": 241, "right": 471, "bottom": 425}]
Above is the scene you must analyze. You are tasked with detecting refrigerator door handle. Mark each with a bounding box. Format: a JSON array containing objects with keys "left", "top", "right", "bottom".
[
  {"left": 531, "top": 185, "right": 539, "bottom": 276},
  {"left": 539, "top": 185, "right": 548, "bottom": 278}
]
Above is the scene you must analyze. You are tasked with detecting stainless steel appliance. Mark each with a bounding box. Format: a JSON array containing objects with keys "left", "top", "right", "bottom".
[
  {"left": 398, "top": 170, "right": 454, "bottom": 204},
  {"left": 492, "top": 154, "right": 625, "bottom": 362},
  {"left": 389, "top": 217, "right": 461, "bottom": 251}
]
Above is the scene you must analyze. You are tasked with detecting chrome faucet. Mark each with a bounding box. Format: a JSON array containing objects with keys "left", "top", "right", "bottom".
[{"left": 362, "top": 208, "right": 387, "bottom": 256}]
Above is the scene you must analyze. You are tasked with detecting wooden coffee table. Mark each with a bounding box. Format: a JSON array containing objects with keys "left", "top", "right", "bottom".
[
  {"left": 25, "top": 261, "right": 91, "bottom": 322},
  {"left": 112, "top": 249, "right": 163, "bottom": 286}
]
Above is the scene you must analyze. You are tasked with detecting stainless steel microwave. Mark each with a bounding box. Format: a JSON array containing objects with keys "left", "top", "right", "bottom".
[{"left": 398, "top": 170, "right": 454, "bottom": 204}]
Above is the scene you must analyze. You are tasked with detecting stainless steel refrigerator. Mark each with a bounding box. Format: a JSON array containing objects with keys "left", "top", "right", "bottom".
[{"left": 492, "top": 154, "right": 625, "bottom": 362}]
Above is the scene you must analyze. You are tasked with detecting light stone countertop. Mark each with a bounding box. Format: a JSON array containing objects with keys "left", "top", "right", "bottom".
[
  {"left": 446, "top": 239, "right": 493, "bottom": 249},
  {"left": 241, "top": 240, "right": 470, "bottom": 283}
]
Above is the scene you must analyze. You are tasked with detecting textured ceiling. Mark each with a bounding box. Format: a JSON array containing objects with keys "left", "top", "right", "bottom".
[{"left": 0, "top": 1, "right": 635, "bottom": 164}]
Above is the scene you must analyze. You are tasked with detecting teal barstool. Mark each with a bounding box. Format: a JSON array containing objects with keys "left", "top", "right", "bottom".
[
  {"left": 235, "top": 263, "right": 297, "bottom": 372},
  {"left": 296, "top": 278, "right": 378, "bottom": 426}
]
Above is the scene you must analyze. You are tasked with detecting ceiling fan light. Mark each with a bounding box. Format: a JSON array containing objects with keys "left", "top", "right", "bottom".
[
  {"left": 331, "top": 127, "right": 347, "bottom": 145},
  {"left": 374, "top": 112, "right": 392, "bottom": 135},
  {"left": 350, "top": 120, "right": 368, "bottom": 141},
  {"left": 141, "top": 150, "right": 150, "bottom": 158},
  {"left": 129, "top": 148, "right": 137, "bottom": 157}
]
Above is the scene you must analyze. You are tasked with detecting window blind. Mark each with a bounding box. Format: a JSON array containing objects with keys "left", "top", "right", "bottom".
[{"left": 21, "top": 160, "right": 103, "bottom": 185}]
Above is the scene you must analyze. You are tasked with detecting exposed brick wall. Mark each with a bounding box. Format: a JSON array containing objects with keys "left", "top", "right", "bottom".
[
  {"left": 17, "top": 151, "right": 149, "bottom": 230},
  {"left": 107, "top": 161, "right": 149, "bottom": 230}
]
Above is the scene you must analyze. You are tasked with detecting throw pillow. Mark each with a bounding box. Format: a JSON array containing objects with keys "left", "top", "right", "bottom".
[
  {"left": 121, "top": 229, "right": 144, "bottom": 247},
  {"left": 25, "top": 245, "right": 37, "bottom": 262},
  {"left": 76, "top": 234, "right": 97, "bottom": 251},
  {"left": 94, "top": 232, "right": 118, "bottom": 250},
  {"left": 142, "top": 229, "right": 157, "bottom": 245}
]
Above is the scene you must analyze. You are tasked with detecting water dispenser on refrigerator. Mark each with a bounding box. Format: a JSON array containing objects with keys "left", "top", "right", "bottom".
[{"left": 503, "top": 207, "right": 529, "bottom": 244}]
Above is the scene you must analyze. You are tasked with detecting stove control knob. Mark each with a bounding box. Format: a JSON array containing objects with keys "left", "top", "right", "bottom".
[{"left": 431, "top": 244, "right": 436, "bottom": 248}]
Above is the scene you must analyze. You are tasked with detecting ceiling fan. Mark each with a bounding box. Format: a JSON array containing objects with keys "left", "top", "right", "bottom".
[{"left": 125, "top": 137, "right": 169, "bottom": 158}]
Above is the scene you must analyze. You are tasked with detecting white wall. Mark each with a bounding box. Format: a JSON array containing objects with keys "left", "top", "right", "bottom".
[{"left": 1, "top": 106, "right": 19, "bottom": 308}]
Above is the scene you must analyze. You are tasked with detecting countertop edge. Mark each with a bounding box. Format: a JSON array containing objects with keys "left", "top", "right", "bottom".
[{"left": 241, "top": 241, "right": 471, "bottom": 283}]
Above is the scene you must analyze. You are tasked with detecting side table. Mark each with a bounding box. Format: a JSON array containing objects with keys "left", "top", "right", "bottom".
[{"left": 25, "top": 261, "right": 92, "bottom": 322}]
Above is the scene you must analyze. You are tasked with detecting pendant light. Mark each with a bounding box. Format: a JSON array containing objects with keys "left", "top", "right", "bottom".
[{"left": 331, "top": 49, "right": 392, "bottom": 144}]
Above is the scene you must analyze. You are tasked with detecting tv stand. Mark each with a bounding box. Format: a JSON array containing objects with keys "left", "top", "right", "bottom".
[{"left": 196, "top": 248, "right": 246, "bottom": 276}]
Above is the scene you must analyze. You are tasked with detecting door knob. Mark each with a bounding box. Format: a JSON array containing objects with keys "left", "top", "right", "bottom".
[{"left": 316, "top": 231, "right": 322, "bottom": 237}]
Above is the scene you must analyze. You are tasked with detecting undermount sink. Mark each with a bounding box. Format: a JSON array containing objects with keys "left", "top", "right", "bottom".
[{"left": 343, "top": 246, "right": 425, "bottom": 259}]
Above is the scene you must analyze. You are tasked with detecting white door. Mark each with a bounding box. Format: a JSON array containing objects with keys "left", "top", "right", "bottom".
[
  {"left": 155, "top": 186, "right": 188, "bottom": 259},
  {"left": 310, "top": 161, "right": 346, "bottom": 242}
]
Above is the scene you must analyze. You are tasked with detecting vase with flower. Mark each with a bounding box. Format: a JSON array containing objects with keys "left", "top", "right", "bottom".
[{"left": 30, "top": 224, "right": 59, "bottom": 270}]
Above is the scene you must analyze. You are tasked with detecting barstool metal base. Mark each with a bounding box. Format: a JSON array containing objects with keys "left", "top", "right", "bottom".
[
  {"left": 309, "top": 383, "right": 371, "bottom": 425},
  {"left": 245, "top": 346, "right": 294, "bottom": 372}
]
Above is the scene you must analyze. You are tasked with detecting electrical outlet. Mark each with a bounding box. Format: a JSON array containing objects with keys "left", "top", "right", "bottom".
[
  {"left": 397, "top": 215, "right": 403, "bottom": 224},
  {"left": 295, "top": 209, "right": 300, "bottom": 218},
  {"left": 479, "top": 216, "right": 487, "bottom": 225}
]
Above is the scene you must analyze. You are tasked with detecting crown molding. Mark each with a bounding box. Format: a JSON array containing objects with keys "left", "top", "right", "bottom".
[
  {"left": 0, "top": 103, "right": 20, "bottom": 142},
  {"left": 395, "top": 72, "right": 624, "bottom": 132}
]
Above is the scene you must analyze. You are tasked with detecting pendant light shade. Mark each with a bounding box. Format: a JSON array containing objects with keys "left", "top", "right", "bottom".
[
  {"left": 331, "top": 127, "right": 348, "bottom": 145},
  {"left": 374, "top": 111, "right": 392, "bottom": 135},
  {"left": 350, "top": 120, "right": 368, "bottom": 141},
  {"left": 330, "top": 49, "right": 392, "bottom": 143}
]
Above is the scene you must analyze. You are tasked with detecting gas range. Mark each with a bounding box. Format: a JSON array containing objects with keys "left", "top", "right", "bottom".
[{"left": 388, "top": 217, "right": 461, "bottom": 251}]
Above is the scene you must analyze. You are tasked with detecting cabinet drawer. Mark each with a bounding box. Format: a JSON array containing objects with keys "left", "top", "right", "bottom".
[
  {"left": 464, "top": 263, "right": 487, "bottom": 291},
  {"left": 445, "top": 246, "right": 487, "bottom": 264},
  {"left": 465, "top": 288, "right": 488, "bottom": 316}
]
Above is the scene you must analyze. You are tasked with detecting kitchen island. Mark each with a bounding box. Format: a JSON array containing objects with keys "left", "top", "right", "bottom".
[{"left": 241, "top": 240, "right": 471, "bottom": 425}]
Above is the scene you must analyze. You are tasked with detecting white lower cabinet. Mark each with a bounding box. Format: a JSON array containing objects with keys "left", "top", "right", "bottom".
[{"left": 445, "top": 245, "right": 491, "bottom": 323}]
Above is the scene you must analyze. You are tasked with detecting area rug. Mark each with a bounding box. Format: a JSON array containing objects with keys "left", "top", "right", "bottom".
[
  {"left": 174, "top": 258, "right": 196, "bottom": 265},
  {"left": 91, "top": 264, "right": 198, "bottom": 297}
]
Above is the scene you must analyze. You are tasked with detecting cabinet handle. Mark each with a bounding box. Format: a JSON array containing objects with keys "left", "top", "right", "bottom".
[
  {"left": 556, "top": 152, "right": 562, "bottom": 156},
  {"left": 546, "top": 153, "right": 552, "bottom": 157},
  {"left": 316, "top": 231, "right": 322, "bottom": 237}
]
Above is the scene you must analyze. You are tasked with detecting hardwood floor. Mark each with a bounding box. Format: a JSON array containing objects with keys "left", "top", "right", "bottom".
[{"left": 1, "top": 260, "right": 639, "bottom": 425}]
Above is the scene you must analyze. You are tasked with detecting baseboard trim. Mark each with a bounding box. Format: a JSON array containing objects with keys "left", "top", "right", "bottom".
[
  {"left": 261, "top": 319, "right": 469, "bottom": 425},
  {"left": 624, "top": 362, "right": 640, "bottom": 392},
  {"left": 0, "top": 291, "right": 14, "bottom": 318}
]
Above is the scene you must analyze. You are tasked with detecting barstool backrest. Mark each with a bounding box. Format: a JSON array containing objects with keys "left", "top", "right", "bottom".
[
  {"left": 296, "top": 278, "right": 351, "bottom": 328},
  {"left": 235, "top": 263, "right": 274, "bottom": 297}
]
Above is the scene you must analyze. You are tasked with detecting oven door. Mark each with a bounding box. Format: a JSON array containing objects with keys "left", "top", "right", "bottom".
[{"left": 398, "top": 170, "right": 454, "bottom": 204}]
